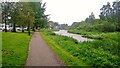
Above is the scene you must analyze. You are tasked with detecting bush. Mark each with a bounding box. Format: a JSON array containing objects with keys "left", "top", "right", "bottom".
[
  {"left": 101, "top": 22, "right": 116, "bottom": 32},
  {"left": 94, "top": 21, "right": 116, "bottom": 32},
  {"left": 69, "top": 19, "right": 118, "bottom": 32}
]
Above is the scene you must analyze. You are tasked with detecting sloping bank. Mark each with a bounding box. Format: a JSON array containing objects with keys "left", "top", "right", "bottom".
[{"left": 40, "top": 30, "right": 120, "bottom": 67}]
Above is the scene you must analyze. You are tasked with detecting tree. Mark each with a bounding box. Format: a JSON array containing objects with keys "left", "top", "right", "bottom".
[
  {"left": 4, "top": 2, "right": 22, "bottom": 32},
  {"left": 112, "top": 1, "right": 120, "bottom": 31},
  {"left": 59, "top": 24, "right": 69, "bottom": 30},
  {"left": 0, "top": 5, "right": 2, "bottom": 23},
  {"left": 31, "top": 2, "right": 49, "bottom": 30},
  {"left": 99, "top": 2, "right": 113, "bottom": 21},
  {"left": 1, "top": 2, "right": 9, "bottom": 32},
  {"left": 11, "top": 2, "right": 19, "bottom": 32},
  {"left": 17, "top": 2, "right": 35, "bottom": 32},
  {"left": 99, "top": 1, "right": 120, "bottom": 31},
  {"left": 70, "top": 22, "right": 80, "bottom": 29},
  {"left": 1, "top": 1, "right": 49, "bottom": 33},
  {"left": 85, "top": 12, "right": 95, "bottom": 23}
]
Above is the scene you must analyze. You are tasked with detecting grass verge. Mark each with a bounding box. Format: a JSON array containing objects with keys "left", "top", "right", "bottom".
[
  {"left": 40, "top": 30, "right": 88, "bottom": 66},
  {"left": 0, "top": 32, "right": 2, "bottom": 68},
  {"left": 2, "top": 32, "right": 33, "bottom": 67}
]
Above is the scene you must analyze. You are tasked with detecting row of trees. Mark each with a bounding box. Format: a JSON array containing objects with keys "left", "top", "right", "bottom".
[
  {"left": 1, "top": 0, "right": 49, "bottom": 33},
  {"left": 70, "top": 0, "right": 120, "bottom": 32},
  {"left": 99, "top": 1, "right": 120, "bottom": 31},
  {"left": 49, "top": 21, "right": 69, "bottom": 30}
]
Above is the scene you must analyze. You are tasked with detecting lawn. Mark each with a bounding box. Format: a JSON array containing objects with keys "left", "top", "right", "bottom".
[
  {"left": 40, "top": 29, "right": 120, "bottom": 67},
  {"left": 2, "top": 32, "right": 32, "bottom": 67},
  {"left": 0, "top": 32, "right": 2, "bottom": 68}
]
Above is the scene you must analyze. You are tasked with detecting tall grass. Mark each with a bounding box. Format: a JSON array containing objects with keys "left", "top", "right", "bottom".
[{"left": 40, "top": 29, "right": 120, "bottom": 67}]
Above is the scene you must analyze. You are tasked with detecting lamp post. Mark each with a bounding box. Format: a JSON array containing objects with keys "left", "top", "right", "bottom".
[{"left": 27, "top": 12, "right": 30, "bottom": 36}]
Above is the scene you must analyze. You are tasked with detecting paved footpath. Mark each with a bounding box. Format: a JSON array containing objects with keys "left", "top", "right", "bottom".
[{"left": 25, "top": 32, "right": 64, "bottom": 66}]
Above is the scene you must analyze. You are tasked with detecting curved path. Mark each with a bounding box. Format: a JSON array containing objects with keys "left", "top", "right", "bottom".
[{"left": 25, "top": 32, "right": 64, "bottom": 66}]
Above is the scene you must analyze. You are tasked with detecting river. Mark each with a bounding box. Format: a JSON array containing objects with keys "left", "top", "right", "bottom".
[{"left": 54, "top": 30, "right": 93, "bottom": 42}]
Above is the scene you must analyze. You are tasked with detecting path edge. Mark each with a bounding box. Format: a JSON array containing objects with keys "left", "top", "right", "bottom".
[{"left": 39, "top": 32, "right": 65, "bottom": 66}]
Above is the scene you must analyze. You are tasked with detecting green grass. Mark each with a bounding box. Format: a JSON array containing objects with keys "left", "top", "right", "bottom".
[
  {"left": 40, "top": 30, "right": 87, "bottom": 66},
  {"left": 69, "top": 30, "right": 120, "bottom": 56},
  {"left": 40, "top": 29, "right": 120, "bottom": 67},
  {"left": 0, "top": 32, "right": 2, "bottom": 68},
  {"left": 2, "top": 32, "right": 32, "bottom": 67}
]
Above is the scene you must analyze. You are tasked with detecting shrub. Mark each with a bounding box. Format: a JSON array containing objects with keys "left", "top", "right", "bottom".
[
  {"left": 101, "top": 22, "right": 116, "bottom": 32},
  {"left": 93, "top": 21, "right": 116, "bottom": 32}
]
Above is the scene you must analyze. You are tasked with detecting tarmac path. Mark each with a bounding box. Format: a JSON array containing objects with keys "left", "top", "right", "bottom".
[{"left": 25, "top": 32, "right": 64, "bottom": 66}]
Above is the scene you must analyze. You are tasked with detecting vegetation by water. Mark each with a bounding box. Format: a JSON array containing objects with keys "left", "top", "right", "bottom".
[
  {"left": 41, "top": 1, "right": 120, "bottom": 66},
  {"left": 40, "top": 29, "right": 120, "bottom": 67},
  {"left": 2, "top": 32, "right": 32, "bottom": 66},
  {"left": 1, "top": 0, "right": 120, "bottom": 67}
]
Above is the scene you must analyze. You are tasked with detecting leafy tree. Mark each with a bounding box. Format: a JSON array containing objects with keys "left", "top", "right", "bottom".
[
  {"left": 1, "top": 1, "right": 48, "bottom": 33},
  {"left": 0, "top": 3, "right": 2, "bottom": 23},
  {"left": 99, "top": 1, "right": 120, "bottom": 31},
  {"left": 10, "top": 2, "right": 20, "bottom": 32},
  {"left": 1, "top": 2, "right": 10, "bottom": 32},
  {"left": 2, "top": 2, "right": 23, "bottom": 32},
  {"left": 70, "top": 22, "right": 80, "bottom": 29},
  {"left": 112, "top": 1, "right": 120, "bottom": 31},
  {"left": 31, "top": 2, "right": 49, "bottom": 30},
  {"left": 85, "top": 12, "right": 95, "bottom": 23},
  {"left": 99, "top": 2, "right": 112, "bottom": 21},
  {"left": 59, "top": 24, "right": 69, "bottom": 30},
  {"left": 17, "top": 2, "right": 35, "bottom": 32}
]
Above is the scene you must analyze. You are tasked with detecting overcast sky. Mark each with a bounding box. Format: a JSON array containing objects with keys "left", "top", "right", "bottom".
[{"left": 43, "top": 0, "right": 116, "bottom": 25}]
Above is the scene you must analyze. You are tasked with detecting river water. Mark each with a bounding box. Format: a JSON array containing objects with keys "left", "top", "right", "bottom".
[{"left": 54, "top": 30, "right": 93, "bottom": 42}]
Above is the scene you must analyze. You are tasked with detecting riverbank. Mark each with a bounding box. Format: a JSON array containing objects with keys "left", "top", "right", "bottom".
[{"left": 40, "top": 29, "right": 119, "bottom": 66}]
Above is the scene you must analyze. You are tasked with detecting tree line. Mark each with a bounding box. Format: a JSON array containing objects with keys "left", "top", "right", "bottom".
[
  {"left": 1, "top": 0, "right": 49, "bottom": 33},
  {"left": 49, "top": 21, "right": 69, "bottom": 30},
  {"left": 70, "top": 0, "right": 120, "bottom": 32}
]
